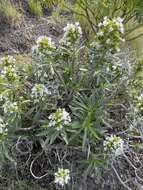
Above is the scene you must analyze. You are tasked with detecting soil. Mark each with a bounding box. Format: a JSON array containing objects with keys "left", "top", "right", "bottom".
[{"left": 0, "top": 0, "right": 63, "bottom": 56}]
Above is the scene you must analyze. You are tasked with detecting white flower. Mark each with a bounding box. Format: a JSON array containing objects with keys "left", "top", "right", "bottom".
[
  {"left": 49, "top": 120, "right": 56, "bottom": 127},
  {"left": 61, "top": 22, "right": 82, "bottom": 45},
  {"left": 98, "top": 22, "right": 103, "bottom": 27},
  {"left": 97, "top": 31, "right": 104, "bottom": 37},
  {"left": 104, "top": 135, "right": 124, "bottom": 156},
  {"left": 103, "top": 16, "right": 109, "bottom": 26},
  {"left": 32, "top": 36, "right": 55, "bottom": 56},
  {"left": 31, "top": 84, "right": 50, "bottom": 103},
  {"left": 36, "top": 36, "right": 55, "bottom": 47},
  {"left": 54, "top": 168, "right": 70, "bottom": 186},
  {"left": 62, "top": 109, "right": 71, "bottom": 124},
  {"left": 48, "top": 108, "right": 71, "bottom": 130},
  {"left": 3, "top": 101, "right": 19, "bottom": 115},
  {"left": 0, "top": 59, "right": 18, "bottom": 82},
  {"left": 104, "top": 16, "right": 108, "bottom": 20},
  {"left": 63, "top": 22, "right": 82, "bottom": 35},
  {"left": 106, "top": 39, "right": 111, "bottom": 44},
  {"left": 0, "top": 55, "right": 16, "bottom": 66},
  {"left": 113, "top": 17, "right": 124, "bottom": 33},
  {"left": 140, "top": 93, "right": 143, "bottom": 98},
  {"left": 96, "top": 16, "right": 125, "bottom": 52},
  {"left": 119, "top": 25, "right": 124, "bottom": 34},
  {"left": 117, "top": 17, "right": 124, "bottom": 24},
  {"left": 1, "top": 65, "right": 18, "bottom": 81}
]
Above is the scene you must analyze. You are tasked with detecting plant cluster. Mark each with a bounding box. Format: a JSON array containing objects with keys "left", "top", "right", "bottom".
[{"left": 0, "top": 16, "right": 143, "bottom": 190}]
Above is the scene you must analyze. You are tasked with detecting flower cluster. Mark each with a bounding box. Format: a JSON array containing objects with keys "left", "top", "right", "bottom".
[
  {"left": 32, "top": 36, "right": 55, "bottom": 56},
  {"left": 0, "top": 117, "right": 8, "bottom": 136},
  {"left": 54, "top": 168, "right": 70, "bottom": 186},
  {"left": 3, "top": 101, "right": 19, "bottom": 115},
  {"left": 0, "top": 90, "right": 11, "bottom": 102},
  {"left": 0, "top": 55, "right": 18, "bottom": 82},
  {"left": 60, "top": 22, "right": 82, "bottom": 46},
  {"left": 0, "top": 65, "right": 18, "bottom": 82},
  {"left": 31, "top": 83, "right": 50, "bottom": 103},
  {"left": 104, "top": 135, "right": 124, "bottom": 156},
  {"left": 96, "top": 17, "right": 125, "bottom": 52},
  {"left": 48, "top": 108, "right": 71, "bottom": 130},
  {"left": 0, "top": 55, "right": 16, "bottom": 66}
]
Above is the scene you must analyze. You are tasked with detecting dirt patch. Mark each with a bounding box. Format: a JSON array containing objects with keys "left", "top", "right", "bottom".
[
  {"left": 0, "top": 16, "right": 63, "bottom": 55},
  {"left": 0, "top": 0, "right": 63, "bottom": 56}
]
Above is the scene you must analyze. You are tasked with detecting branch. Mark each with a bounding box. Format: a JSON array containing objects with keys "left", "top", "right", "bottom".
[
  {"left": 111, "top": 163, "right": 132, "bottom": 190},
  {"left": 30, "top": 151, "right": 50, "bottom": 179},
  {"left": 127, "top": 32, "right": 143, "bottom": 41},
  {"left": 15, "top": 125, "right": 37, "bottom": 132},
  {"left": 125, "top": 24, "right": 143, "bottom": 35}
]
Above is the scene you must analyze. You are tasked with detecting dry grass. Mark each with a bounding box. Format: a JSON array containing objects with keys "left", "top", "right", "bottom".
[
  {"left": 0, "top": 0, "right": 22, "bottom": 27},
  {"left": 28, "top": 0, "right": 43, "bottom": 18}
]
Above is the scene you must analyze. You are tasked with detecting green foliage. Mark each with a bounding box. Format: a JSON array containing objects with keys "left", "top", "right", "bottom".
[{"left": 70, "top": 93, "right": 105, "bottom": 151}]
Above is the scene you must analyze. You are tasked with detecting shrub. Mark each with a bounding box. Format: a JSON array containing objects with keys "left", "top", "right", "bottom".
[{"left": 0, "top": 17, "right": 142, "bottom": 190}]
